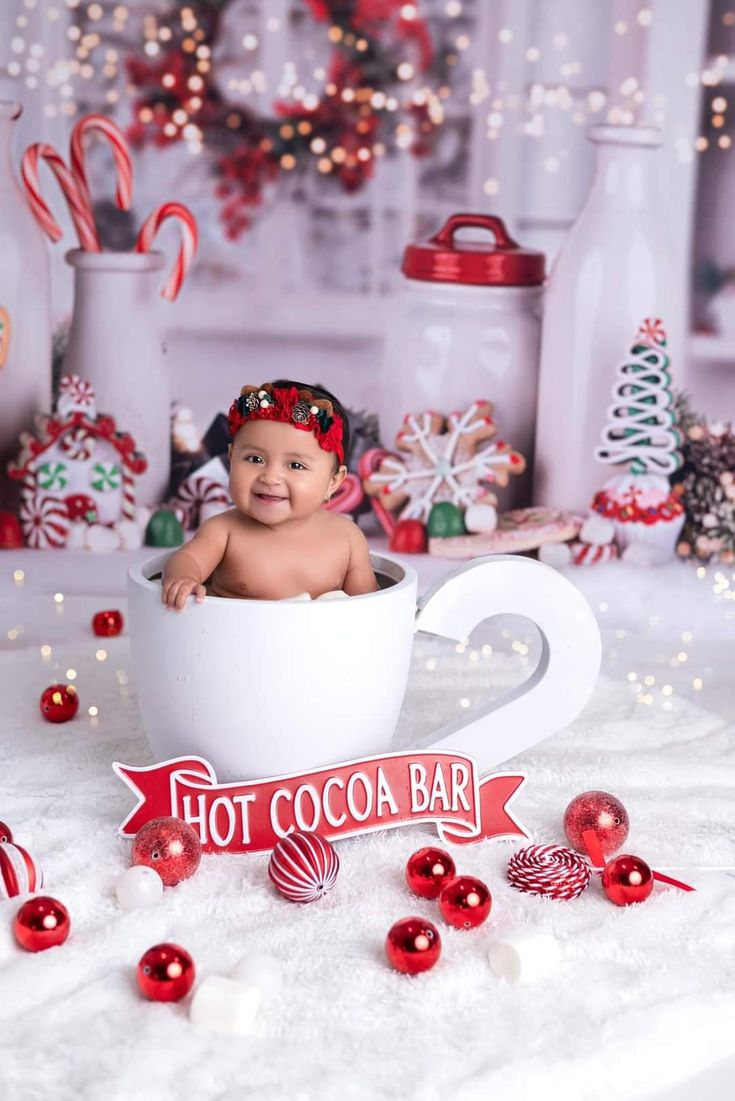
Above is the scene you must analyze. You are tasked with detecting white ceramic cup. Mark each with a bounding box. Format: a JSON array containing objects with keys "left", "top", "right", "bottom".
[{"left": 128, "top": 552, "right": 601, "bottom": 780}]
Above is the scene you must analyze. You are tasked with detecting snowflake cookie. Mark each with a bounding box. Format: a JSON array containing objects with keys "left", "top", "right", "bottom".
[{"left": 364, "top": 402, "right": 525, "bottom": 523}]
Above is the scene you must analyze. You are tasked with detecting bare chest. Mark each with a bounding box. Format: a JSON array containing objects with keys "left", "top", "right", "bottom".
[{"left": 212, "top": 526, "right": 350, "bottom": 600}]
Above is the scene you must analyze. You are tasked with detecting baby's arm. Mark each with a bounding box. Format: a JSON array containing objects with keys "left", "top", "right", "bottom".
[
  {"left": 343, "top": 524, "right": 379, "bottom": 596},
  {"left": 161, "top": 514, "right": 231, "bottom": 610}
]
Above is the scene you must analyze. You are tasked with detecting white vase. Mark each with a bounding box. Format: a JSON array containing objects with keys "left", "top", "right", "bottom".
[
  {"left": 533, "top": 125, "right": 677, "bottom": 511},
  {"left": 0, "top": 101, "right": 51, "bottom": 507},
  {"left": 62, "top": 249, "right": 170, "bottom": 507}
]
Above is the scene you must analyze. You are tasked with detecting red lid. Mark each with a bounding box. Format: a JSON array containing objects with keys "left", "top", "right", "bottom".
[{"left": 401, "top": 213, "right": 545, "bottom": 287}]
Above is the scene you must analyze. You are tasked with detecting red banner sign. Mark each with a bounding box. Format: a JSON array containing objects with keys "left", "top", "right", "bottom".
[{"left": 113, "top": 751, "right": 528, "bottom": 854}]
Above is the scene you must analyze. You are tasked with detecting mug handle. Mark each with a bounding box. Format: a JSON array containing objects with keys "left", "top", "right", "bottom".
[{"left": 412, "top": 555, "right": 601, "bottom": 773}]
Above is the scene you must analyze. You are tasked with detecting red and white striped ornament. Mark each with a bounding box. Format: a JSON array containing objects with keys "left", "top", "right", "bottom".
[
  {"left": 570, "top": 541, "right": 619, "bottom": 566},
  {"left": 59, "top": 425, "right": 96, "bottom": 462},
  {"left": 135, "top": 201, "right": 199, "bottom": 302},
  {"left": 171, "top": 477, "right": 230, "bottom": 529},
  {"left": 268, "top": 831, "right": 340, "bottom": 903},
  {"left": 70, "top": 114, "right": 133, "bottom": 212},
  {"left": 0, "top": 842, "right": 43, "bottom": 900},
  {"left": 507, "top": 844, "right": 591, "bottom": 901},
  {"left": 20, "top": 492, "right": 70, "bottom": 549}
]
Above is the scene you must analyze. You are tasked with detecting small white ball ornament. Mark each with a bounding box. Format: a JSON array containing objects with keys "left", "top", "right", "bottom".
[
  {"left": 115, "top": 865, "right": 164, "bottom": 910},
  {"left": 464, "top": 502, "right": 498, "bottom": 534}
]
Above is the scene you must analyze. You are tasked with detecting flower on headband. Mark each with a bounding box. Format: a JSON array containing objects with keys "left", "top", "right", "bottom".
[{"left": 227, "top": 383, "right": 345, "bottom": 465}]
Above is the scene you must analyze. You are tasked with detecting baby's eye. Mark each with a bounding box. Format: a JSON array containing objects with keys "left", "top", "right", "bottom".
[
  {"left": 289, "top": 461, "right": 306, "bottom": 471},
  {"left": 244, "top": 454, "right": 264, "bottom": 464}
]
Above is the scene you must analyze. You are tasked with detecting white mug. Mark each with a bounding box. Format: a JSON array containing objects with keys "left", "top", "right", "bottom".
[{"left": 128, "top": 552, "right": 601, "bottom": 780}]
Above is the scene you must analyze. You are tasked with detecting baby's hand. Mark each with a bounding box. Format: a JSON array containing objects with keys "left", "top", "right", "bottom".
[{"left": 161, "top": 576, "right": 206, "bottom": 611}]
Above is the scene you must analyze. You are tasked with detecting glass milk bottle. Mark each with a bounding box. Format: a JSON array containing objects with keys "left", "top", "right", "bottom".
[
  {"left": 533, "top": 125, "right": 677, "bottom": 511},
  {"left": 378, "top": 214, "right": 545, "bottom": 510},
  {"left": 0, "top": 102, "right": 51, "bottom": 507},
  {"left": 62, "top": 250, "right": 170, "bottom": 507}
]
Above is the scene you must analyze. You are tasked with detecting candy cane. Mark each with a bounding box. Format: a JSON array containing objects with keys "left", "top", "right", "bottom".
[
  {"left": 70, "top": 114, "right": 133, "bottom": 211},
  {"left": 135, "top": 202, "right": 199, "bottom": 301},
  {"left": 21, "top": 143, "right": 100, "bottom": 250}
]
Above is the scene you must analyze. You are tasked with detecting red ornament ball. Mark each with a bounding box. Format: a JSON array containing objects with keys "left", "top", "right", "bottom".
[
  {"left": 268, "top": 830, "right": 339, "bottom": 903},
  {"left": 39, "top": 683, "right": 79, "bottom": 724},
  {"left": 405, "top": 846, "right": 456, "bottom": 900},
  {"left": 137, "top": 943, "right": 195, "bottom": 1002},
  {"left": 131, "top": 816, "right": 202, "bottom": 887},
  {"left": 601, "top": 854, "right": 654, "bottom": 906},
  {"left": 438, "top": 874, "right": 492, "bottom": 929},
  {"left": 389, "top": 519, "right": 428, "bottom": 555},
  {"left": 91, "top": 609, "right": 124, "bottom": 637},
  {"left": 14, "top": 896, "right": 70, "bottom": 952},
  {"left": 563, "top": 790, "right": 629, "bottom": 858},
  {"left": 385, "top": 916, "right": 441, "bottom": 974},
  {"left": 0, "top": 512, "right": 23, "bottom": 549},
  {"left": 0, "top": 841, "right": 43, "bottom": 899},
  {"left": 0, "top": 821, "right": 12, "bottom": 844}
]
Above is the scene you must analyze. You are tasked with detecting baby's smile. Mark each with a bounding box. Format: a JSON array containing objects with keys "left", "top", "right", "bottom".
[{"left": 254, "top": 491, "right": 288, "bottom": 504}]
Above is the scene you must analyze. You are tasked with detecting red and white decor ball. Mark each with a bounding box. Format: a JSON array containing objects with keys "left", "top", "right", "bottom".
[
  {"left": 563, "top": 790, "right": 629, "bottom": 858},
  {"left": 14, "top": 896, "right": 70, "bottom": 952},
  {"left": 0, "top": 821, "right": 12, "bottom": 843},
  {"left": 268, "top": 831, "right": 339, "bottom": 903},
  {"left": 91, "top": 609, "right": 124, "bottom": 637},
  {"left": 601, "top": 854, "right": 654, "bottom": 906},
  {"left": 0, "top": 841, "right": 43, "bottom": 899},
  {"left": 385, "top": 916, "right": 442, "bottom": 974},
  {"left": 438, "top": 874, "right": 492, "bottom": 929},
  {"left": 137, "top": 943, "right": 195, "bottom": 1002},
  {"left": 39, "top": 683, "right": 79, "bottom": 723},
  {"left": 131, "top": 816, "right": 202, "bottom": 887},
  {"left": 405, "top": 846, "right": 456, "bottom": 900},
  {"left": 507, "top": 844, "right": 591, "bottom": 901}
]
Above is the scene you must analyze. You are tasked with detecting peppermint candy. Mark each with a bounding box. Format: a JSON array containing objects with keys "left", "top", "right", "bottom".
[
  {"left": 20, "top": 492, "right": 69, "bottom": 549},
  {"left": 60, "top": 425, "right": 96, "bottom": 462},
  {"left": 37, "top": 461, "right": 68, "bottom": 491},
  {"left": 636, "top": 317, "right": 666, "bottom": 348},
  {"left": 570, "top": 541, "right": 619, "bottom": 566},
  {"left": 169, "top": 476, "right": 230, "bottom": 529},
  {"left": 0, "top": 842, "right": 43, "bottom": 899},
  {"left": 90, "top": 461, "right": 121, "bottom": 492},
  {"left": 268, "top": 831, "right": 340, "bottom": 903},
  {"left": 57, "top": 374, "right": 96, "bottom": 417},
  {"left": 507, "top": 844, "right": 590, "bottom": 901}
]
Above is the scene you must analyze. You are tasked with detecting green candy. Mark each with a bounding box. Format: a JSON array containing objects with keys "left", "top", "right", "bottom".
[
  {"left": 145, "top": 509, "right": 185, "bottom": 548},
  {"left": 427, "top": 501, "right": 466, "bottom": 538}
]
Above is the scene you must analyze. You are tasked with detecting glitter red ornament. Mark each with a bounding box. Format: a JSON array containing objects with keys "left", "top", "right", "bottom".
[
  {"left": 0, "top": 821, "right": 12, "bottom": 843},
  {"left": 385, "top": 917, "right": 442, "bottom": 974},
  {"left": 268, "top": 830, "right": 339, "bottom": 903},
  {"left": 39, "top": 683, "right": 79, "bottom": 723},
  {"left": 601, "top": 854, "right": 654, "bottom": 906},
  {"left": 438, "top": 874, "right": 492, "bottom": 929},
  {"left": 137, "top": 943, "right": 195, "bottom": 1001},
  {"left": 405, "top": 846, "right": 456, "bottom": 900},
  {"left": 91, "top": 609, "right": 124, "bottom": 637},
  {"left": 14, "top": 896, "right": 70, "bottom": 952},
  {"left": 131, "top": 816, "right": 202, "bottom": 887},
  {"left": 563, "top": 790, "right": 629, "bottom": 858}
]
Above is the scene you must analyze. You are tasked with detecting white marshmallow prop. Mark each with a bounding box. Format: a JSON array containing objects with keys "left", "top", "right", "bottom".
[
  {"left": 189, "top": 976, "right": 260, "bottom": 1036},
  {"left": 488, "top": 931, "right": 562, "bottom": 984},
  {"left": 579, "top": 513, "right": 615, "bottom": 546},
  {"left": 231, "top": 953, "right": 283, "bottom": 999}
]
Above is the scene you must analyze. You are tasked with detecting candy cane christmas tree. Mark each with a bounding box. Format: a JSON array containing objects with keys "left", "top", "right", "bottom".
[{"left": 591, "top": 319, "right": 685, "bottom": 564}]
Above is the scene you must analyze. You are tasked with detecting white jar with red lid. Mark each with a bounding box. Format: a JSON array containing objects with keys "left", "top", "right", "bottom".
[{"left": 378, "top": 213, "right": 545, "bottom": 510}]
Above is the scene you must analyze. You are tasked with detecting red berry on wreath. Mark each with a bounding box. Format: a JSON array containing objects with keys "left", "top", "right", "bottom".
[
  {"left": 405, "top": 846, "right": 456, "bottom": 900},
  {"left": 438, "top": 874, "right": 492, "bottom": 929},
  {"left": 385, "top": 917, "right": 441, "bottom": 974},
  {"left": 563, "top": 790, "right": 629, "bottom": 858},
  {"left": 601, "top": 854, "right": 654, "bottom": 906},
  {"left": 389, "top": 519, "right": 428, "bottom": 554},
  {"left": 39, "top": 683, "right": 79, "bottom": 723},
  {"left": 131, "top": 816, "right": 202, "bottom": 887},
  {"left": 14, "top": 896, "right": 70, "bottom": 952},
  {"left": 92, "top": 609, "right": 124, "bottom": 637},
  {"left": 137, "top": 943, "right": 195, "bottom": 1001}
]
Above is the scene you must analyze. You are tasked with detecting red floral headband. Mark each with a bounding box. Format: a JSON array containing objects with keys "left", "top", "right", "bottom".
[{"left": 227, "top": 383, "right": 346, "bottom": 465}]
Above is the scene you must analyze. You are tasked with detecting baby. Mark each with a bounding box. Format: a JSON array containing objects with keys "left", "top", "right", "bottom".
[{"left": 162, "top": 379, "right": 378, "bottom": 609}]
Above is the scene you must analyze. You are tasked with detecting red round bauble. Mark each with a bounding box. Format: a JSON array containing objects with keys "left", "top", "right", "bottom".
[
  {"left": 131, "top": 817, "right": 202, "bottom": 887},
  {"left": 405, "top": 846, "right": 456, "bottom": 900},
  {"left": 385, "top": 916, "right": 441, "bottom": 974},
  {"left": 389, "top": 519, "right": 428, "bottom": 554},
  {"left": 137, "top": 943, "right": 195, "bottom": 1001},
  {"left": 0, "top": 841, "right": 43, "bottom": 899},
  {"left": 563, "top": 790, "right": 629, "bottom": 858},
  {"left": 0, "top": 821, "right": 12, "bottom": 843},
  {"left": 14, "top": 896, "right": 70, "bottom": 952},
  {"left": 268, "top": 830, "right": 339, "bottom": 903},
  {"left": 0, "top": 512, "right": 23, "bottom": 549},
  {"left": 91, "top": 609, "right": 124, "bottom": 637},
  {"left": 438, "top": 874, "right": 492, "bottom": 929},
  {"left": 601, "top": 854, "right": 654, "bottom": 906},
  {"left": 39, "top": 683, "right": 79, "bottom": 723}
]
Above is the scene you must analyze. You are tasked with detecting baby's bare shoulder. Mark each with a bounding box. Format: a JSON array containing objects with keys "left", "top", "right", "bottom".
[{"left": 316, "top": 510, "right": 358, "bottom": 540}]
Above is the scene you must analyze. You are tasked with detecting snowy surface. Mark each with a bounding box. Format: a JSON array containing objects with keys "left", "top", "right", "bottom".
[{"left": 0, "top": 548, "right": 734, "bottom": 1101}]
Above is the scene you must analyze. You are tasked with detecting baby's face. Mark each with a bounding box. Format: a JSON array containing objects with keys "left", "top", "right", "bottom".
[{"left": 229, "top": 419, "right": 344, "bottom": 526}]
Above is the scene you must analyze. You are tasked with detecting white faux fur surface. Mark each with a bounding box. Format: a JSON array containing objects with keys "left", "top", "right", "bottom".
[{"left": 0, "top": 594, "right": 734, "bottom": 1101}]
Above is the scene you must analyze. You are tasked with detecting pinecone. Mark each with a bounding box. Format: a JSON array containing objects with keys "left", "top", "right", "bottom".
[{"left": 672, "top": 394, "right": 735, "bottom": 563}]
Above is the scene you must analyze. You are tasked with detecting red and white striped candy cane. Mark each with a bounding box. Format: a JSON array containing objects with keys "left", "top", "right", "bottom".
[
  {"left": 121, "top": 466, "right": 137, "bottom": 522},
  {"left": 21, "top": 143, "right": 100, "bottom": 250},
  {"left": 135, "top": 202, "right": 199, "bottom": 302},
  {"left": 70, "top": 114, "right": 133, "bottom": 211}
]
